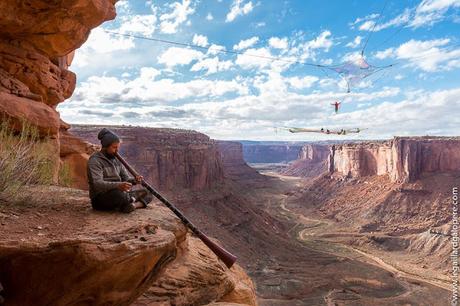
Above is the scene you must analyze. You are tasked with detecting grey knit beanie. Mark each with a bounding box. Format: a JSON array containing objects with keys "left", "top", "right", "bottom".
[{"left": 97, "top": 128, "right": 120, "bottom": 148}]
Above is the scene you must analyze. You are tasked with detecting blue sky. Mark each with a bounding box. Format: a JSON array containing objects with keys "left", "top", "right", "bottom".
[{"left": 58, "top": 0, "right": 460, "bottom": 140}]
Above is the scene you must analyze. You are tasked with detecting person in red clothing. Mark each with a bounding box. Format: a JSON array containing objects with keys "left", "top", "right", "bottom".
[{"left": 331, "top": 101, "right": 341, "bottom": 114}]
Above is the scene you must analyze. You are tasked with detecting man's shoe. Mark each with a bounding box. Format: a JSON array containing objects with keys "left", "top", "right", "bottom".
[
  {"left": 133, "top": 201, "right": 148, "bottom": 209},
  {"left": 120, "top": 203, "right": 136, "bottom": 213}
]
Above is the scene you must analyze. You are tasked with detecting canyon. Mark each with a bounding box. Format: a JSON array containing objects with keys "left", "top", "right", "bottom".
[
  {"left": 241, "top": 141, "right": 305, "bottom": 163},
  {"left": 68, "top": 128, "right": 454, "bottom": 305},
  {"left": 0, "top": 0, "right": 454, "bottom": 305}
]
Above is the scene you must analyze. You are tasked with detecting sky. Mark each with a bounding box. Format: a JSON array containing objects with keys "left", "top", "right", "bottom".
[{"left": 58, "top": 0, "right": 460, "bottom": 140}]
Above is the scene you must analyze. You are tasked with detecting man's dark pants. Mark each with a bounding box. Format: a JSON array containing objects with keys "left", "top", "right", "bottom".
[{"left": 91, "top": 188, "right": 153, "bottom": 212}]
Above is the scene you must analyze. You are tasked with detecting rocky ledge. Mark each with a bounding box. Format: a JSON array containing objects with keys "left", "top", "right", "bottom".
[{"left": 0, "top": 186, "right": 256, "bottom": 306}]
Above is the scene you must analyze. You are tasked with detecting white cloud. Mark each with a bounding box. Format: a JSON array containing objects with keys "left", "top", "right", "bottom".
[
  {"left": 62, "top": 58, "right": 460, "bottom": 140},
  {"left": 73, "top": 28, "right": 135, "bottom": 67},
  {"left": 333, "top": 87, "right": 460, "bottom": 137},
  {"left": 115, "top": 0, "right": 131, "bottom": 14},
  {"left": 287, "top": 76, "right": 319, "bottom": 89},
  {"left": 346, "top": 36, "right": 362, "bottom": 48},
  {"left": 206, "top": 13, "right": 214, "bottom": 21},
  {"left": 294, "top": 30, "right": 334, "bottom": 62},
  {"left": 158, "top": 47, "right": 204, "bottom": 67},
  {"left": 349, "top": 13, "right": 379, "bottom": 28},
  {"left": 342, "top": 51, "right": 363, "bottom": 62},
  {"left": 207, "top": 44, "right": 226, "bottom": 56},
  {"left": 66, "top": 71, "right": 248, "bottom": 108},
  {"left": 119, "top": 14, "right": 157, "bottom": 36},
  {"left": 269, "top": 37, "right": 289, "bottom": 50},
  {"left": 411, "top": 0, "right": 460, "bottom": 27},
  {"left": 417, "top": 0, "right": 460, "bottom": 12},
  {"left": 306, "top": 30, "right": 333, "bottom": 50},
  {"left": 235, "top": 47, "right": 273, "bottom": 69},
  {"left": 233, "top": 36, "right": 259, "bottom": 51},
  {"left": 375, "top": 48, "right": 395, "bottom": 59},
  {"left": 77, "top": 28, "right": 134, "bottom": 54},
  {"left": 375, "top": 38, "right": 460, "bottom": 72},
  {"left": 378, "top": 9, "right": 412, "bottom": 30},
  {"left": 191, "top": 57, "right": 233, "bottom": 74},
  {"left": 353, "top": 1, "right": 460, "bottom": 31},
  {"left": 359, "top": 20, "right": 376, "bottom": 31},
  {"left": 226, "top": 0, "right": 254, "bottom": 22},
  {"left": 358, "top": 9, "right": 411, "bottom": 31},
  {"left": 139, "top": 67, "right": 161, "bottom": 80},
  {"left": 159, "top": 0, "right": 195, "bottom": 34},
  {"left": 192, "top": 34, "right": 209, "bottom": 47}
]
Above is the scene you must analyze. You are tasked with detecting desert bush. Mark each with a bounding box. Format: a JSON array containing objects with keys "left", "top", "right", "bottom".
[
  {"left": 0, "top": 120, "right": 54, "bottom": 200},
  {"left": 58, "top": 162, "right": 73, "bottom": 187}
]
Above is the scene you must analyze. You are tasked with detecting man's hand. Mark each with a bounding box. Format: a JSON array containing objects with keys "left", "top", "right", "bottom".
[
  {"left": 118, "top": 182, "right": 132, "bottom": 192},
  {"left": 135, "top": 175, "right": 143, "bottom": 184}
]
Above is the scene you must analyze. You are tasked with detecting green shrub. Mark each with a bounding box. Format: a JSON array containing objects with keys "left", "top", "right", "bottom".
[{"left": 0, "top": 120, "right": 54, "bottom": 200}]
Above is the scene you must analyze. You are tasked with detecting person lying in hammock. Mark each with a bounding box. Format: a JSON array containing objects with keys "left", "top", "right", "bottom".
[{"left": 87, "top": 128, "right": 153, "bottom": 213}]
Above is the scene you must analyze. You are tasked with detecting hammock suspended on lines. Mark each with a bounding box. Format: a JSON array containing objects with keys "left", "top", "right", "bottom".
[{"left": 283, "top": 127, "right": 366, "bottom": 135}]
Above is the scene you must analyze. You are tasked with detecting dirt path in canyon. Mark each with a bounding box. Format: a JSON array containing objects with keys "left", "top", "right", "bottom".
[{"left": 263, "top": 172, "right": 451, "bottom": 297}]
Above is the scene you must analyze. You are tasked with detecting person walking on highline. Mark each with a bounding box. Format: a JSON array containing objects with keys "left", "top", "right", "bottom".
[{"left": 87, "top": 128, "right": 153, "bottom": 213}]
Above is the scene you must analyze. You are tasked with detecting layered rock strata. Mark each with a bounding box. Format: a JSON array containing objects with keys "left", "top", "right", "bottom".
[
  {"left": 281, "top": 144, "right": 329, "bottom": 177},
  {"left": 329, "top": 137, "right": 460, "bottom": 182},
  {"left": 0, "top": 0, "right": 117, "bottom": 179},
  {"left": 71, "top": 126, "right": 225, "bottom": 191}
]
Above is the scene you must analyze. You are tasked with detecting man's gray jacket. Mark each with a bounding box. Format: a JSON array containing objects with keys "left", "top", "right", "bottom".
[{"left": 87, "top": 151, "right": 135, "bottom": 200}]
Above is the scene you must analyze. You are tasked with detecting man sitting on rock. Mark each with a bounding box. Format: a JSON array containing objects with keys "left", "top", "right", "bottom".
[{"left": 87, "top": 128, "right": 153, "bottom": 213}]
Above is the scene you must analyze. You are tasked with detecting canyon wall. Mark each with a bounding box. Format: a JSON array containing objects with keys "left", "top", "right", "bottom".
[
  {"left": 298, "top": 144, "right": 330, "bottom": 162},
  {"left": 281, "top": 144, "right": 329, "bottom": 177},
  {"left": 217, "top": 141, "right": 265, "bottom": 180},
  {"left": 242, "top": 143, "right": 303, "bottom": 163},
  {"left": 0, "top": 0, "right": 117, "bottom": 180},
  {"left": 330, "top": 137, "right": 460, "bottom": 182},
  {"left": 71, "top": 125, "right": 225, "bottom": 191}
]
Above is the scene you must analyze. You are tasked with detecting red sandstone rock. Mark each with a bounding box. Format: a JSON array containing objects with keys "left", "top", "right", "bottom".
[
  {"left": 0, "top": 0, "right": 116, "bottom": 57},
  {"left": 71, "top": 126, "right": 225, "bottom": 191},
  {"left": 0, "top": 92, "right": 60, "bottom": 136},
  {"left": 134, "top": 236, "right": 256, "bottom": 306},
  {"left": 59, "top": 128, "right": 98, "bottom": 189},
  {"left": 217, "top": 141, "right": 265, "bottom": 180},
  {"left": 281, "top": 144, "right": 329, "bottom": 178},
  {"left": 0, "top": 187, "right": 182, "bottom": 306},
  {"left": 219, "top": 265, "right": 257, "bottom": 306},
  {"left": 0, "top": 42, "right": 76, "bottom": 106},
  {"left": 329, "top": 137, "right": 460, "bottom": 182},
  {"left": 0, "top": 0, "right": 117, "bottom": 182},
  {"left": 0, "top": 186, "right": 255, "bottom": 306}
]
